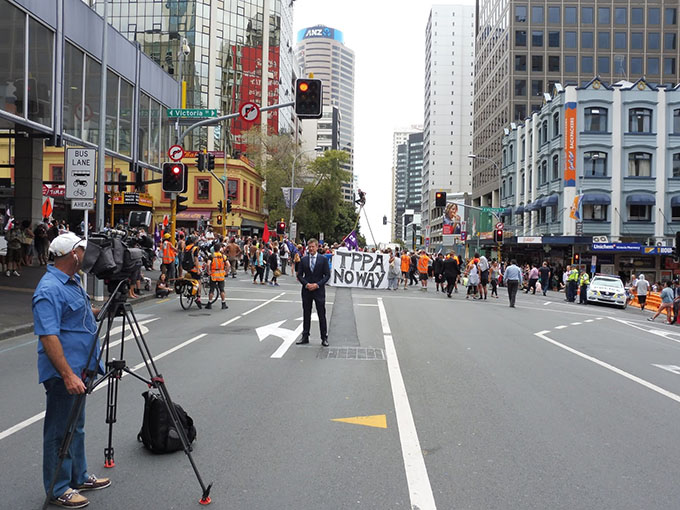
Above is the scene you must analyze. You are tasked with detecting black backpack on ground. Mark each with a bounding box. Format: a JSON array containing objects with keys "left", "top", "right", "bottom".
[{"left": 137, "top": 391, "right": 197, "bottom": 453}]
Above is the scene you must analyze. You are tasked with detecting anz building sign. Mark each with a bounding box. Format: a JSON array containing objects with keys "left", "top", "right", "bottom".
[{"left": 297, "top": 26, "right": 344, "bottom": 43}]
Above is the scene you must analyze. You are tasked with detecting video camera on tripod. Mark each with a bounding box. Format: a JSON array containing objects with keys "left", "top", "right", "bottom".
[{"left": 81, "top": 229, "right": 144, "bottom": 294}]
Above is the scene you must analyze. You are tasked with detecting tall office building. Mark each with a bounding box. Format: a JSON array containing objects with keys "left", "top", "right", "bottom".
[
  {"left": 473, "top": 1, "right": 680, "bottom": 209},
  {"left": 91, "top": 0, "right": 296, "bottom": 153},
  {"left": 392, "top": 129, "right": 424, "bottom": 241},
  {"left": 295, "top": 25, "right": 355, "bottom": 202},
  {"left": 423, "top": 3, "right": 476, "bottom": 246}
]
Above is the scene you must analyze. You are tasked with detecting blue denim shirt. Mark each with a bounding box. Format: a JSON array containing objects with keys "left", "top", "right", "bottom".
[{"left": 33, "top": 265, "right": 102, "bottom": 384}]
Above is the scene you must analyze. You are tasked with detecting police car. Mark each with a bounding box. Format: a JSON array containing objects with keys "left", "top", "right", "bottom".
[{"left": 586, "top": 274, "right": 627, "bottom": 309}]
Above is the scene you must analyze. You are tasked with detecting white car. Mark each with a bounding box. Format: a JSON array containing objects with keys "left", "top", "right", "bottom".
[{"left": 586, "top": 274, "right": 627, "bottom": 309}]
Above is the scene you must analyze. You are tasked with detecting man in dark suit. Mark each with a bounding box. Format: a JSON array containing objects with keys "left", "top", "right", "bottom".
[{"left": 296, "top": 238, "right": 331, "bottom": 346}]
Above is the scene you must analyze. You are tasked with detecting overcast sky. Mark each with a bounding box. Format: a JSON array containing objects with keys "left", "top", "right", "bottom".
[{"left": 293, "top": 0, "right": 437, "bottom": 245}]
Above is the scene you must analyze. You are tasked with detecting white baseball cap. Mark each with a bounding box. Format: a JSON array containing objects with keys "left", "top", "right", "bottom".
[{"left": 49, "top": 232, "right": 87, "bottom": 257}]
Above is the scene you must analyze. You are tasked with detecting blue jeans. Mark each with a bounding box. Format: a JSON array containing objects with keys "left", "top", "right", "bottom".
[{"left": 43, "top": 377, "right": 88, "bottom": 498}]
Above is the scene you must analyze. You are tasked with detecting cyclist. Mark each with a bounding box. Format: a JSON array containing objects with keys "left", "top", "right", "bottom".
[
  {"left": 206, "top": 243, "right": 229, "bottom": 310},
  {"left": 183, "top": 235, "right": 203, "bottom": 309}
]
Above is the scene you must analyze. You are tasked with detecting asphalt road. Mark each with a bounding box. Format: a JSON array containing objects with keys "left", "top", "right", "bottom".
[{"left": 2, "top": 275, "right": 680, "bottom": 509}]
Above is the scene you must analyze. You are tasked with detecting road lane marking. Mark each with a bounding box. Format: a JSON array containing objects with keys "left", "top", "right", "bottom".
[
  {"left": 555, "top": 325, "right": 567, "bottom": 329},
  {"left": 331, "top": 414, "right": 387, "bottom": 428},
  {"left": 584, "top": 319, "right": 594, "bottom": 323},
  {"left": 241, "top": 292, "right": 285, "bottom": 315},
  {"left": 220, "top": 316, "right": 242, "bottom": 327},
  {"left": 544, "top": 301, "right": 552, "bottom": 305},
  {"left": 534, "top": 330, "right": 680, "bottom": 405},
  {"left": 608, "top": 317, "right": 680, "bottom": 346},
  {"left": 356, "top": 303, "right": 379, "bottom": 307},
  {"left": 269, "top": 323, "right": 304, "bottom": 359},
  {"left": 571, "top": 322, "right": 582, "bottom": 326},
  {"left": 377, "top": 298, "right": 436, "bottom": 510}
]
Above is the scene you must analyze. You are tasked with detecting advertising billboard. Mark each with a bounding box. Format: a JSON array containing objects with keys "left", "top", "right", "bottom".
[
  {"left": 564, "top": 101, "right": 577, "bottom": 187},
  {"left": 442, "top": 202, "right": 464, "bottom": 235}
]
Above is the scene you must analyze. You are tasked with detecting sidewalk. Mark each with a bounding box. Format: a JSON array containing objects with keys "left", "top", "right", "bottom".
[{"left": 0, "top": 265, "right": 161, "bottom": 341}]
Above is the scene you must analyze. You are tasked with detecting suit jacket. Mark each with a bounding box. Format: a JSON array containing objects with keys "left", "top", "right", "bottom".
[{"left": 297, "top": 253, "right": 331, "bottom": 295}]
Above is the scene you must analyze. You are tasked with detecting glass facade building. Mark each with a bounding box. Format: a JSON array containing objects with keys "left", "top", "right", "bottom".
[
  {"left": 473, "top": 0, "right": 680, "bottom": 213},
  {"left": 91, "top": 0, "right": 296, "bottom": 154}
]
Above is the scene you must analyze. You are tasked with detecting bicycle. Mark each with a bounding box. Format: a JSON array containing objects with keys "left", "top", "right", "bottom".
[{"left": 174, "top": 273, "right": 218, "bottom": 310}]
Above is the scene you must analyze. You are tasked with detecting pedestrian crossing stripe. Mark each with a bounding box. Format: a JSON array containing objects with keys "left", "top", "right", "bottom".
[{"left": 331, "top": 414, "right": 387, "bottom": 429}]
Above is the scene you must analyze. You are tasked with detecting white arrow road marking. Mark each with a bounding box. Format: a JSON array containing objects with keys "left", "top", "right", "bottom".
[
  {"left": 101, "top": 317, "right": 159, "bottom": 348},
  {"left": 255, "top": 320, "right": 304, "bottom": 358},
  {"left": 295, "top": 313, "right": 318, "bottom": 322},
  {"left": 653, "top": 364, "right": 680, "bottom": 375},
  {"left": 609, "top": 317, "right": 680, "bottom": 346}
]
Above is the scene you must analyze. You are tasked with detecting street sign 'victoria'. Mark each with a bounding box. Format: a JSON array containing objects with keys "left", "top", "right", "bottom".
[{"left": 166, "top": 109, "right": 218, "bottom": 119}]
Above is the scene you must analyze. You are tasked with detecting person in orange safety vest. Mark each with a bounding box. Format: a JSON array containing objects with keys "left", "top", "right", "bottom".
[
  {"left": 417, "top": 250, "right": 430, "bottom": 291},
  {"left": 161, "top": 233, "right": 177, "bottom": 280},
  {"left": 206, "top": 243, "right": 230, "bottom": 310}
]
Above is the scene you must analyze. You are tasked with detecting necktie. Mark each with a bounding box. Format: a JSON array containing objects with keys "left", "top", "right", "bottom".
[{"left": 310, "top": 256, "right": 316, "bottom": 271}]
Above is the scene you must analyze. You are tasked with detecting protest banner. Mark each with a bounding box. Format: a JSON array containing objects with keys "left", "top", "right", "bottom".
[{"left": 331, "top": 249, "right": 388, "bottom": 289}]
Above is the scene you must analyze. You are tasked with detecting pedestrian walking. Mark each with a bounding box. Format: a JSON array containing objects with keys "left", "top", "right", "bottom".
[
  {"left": 466, "top": 258, "right": 480, "bottom": 299},
  {"left": 400, "top": 250, "right": 411, "bottom": 290},
  {"left": 225, "top": 237, "right": 242, "bottom": 278},
  {"left": 409, "top": 252, "right": 419, "bottom": 286},
  {"left": 433, "top": 253, "right": 445, "bottom": 292},
  {"left": 635, "top": 274, "right": 650, "bottom": 311},
  {"left": 417, "top": 250, "right": 430, "bottom": 290},
  {"left": 489, "top": 260, "right": 500, "bottom": 298},
  {"left": 443, "top": 251, "right": 459, "bottom": 298},
  {"left": 504, "top": 259, "right": 523, "bottom": 307},
  {"left": 538, "top": 261, "right": 551, "bottom": 296},
  {"left": 525, "top": 264, "right": 539, "bottom": 294},
  {"left": 648, "top": 281, "right": 674, "bottom": 323},
  {"left": 477, "top": 252, "right": 489, "bottom": 299},
  {"left": 160, "top": 233, "right": 177, "bottom": 281},
  {"left": 296, "top": 238, "right": 331, "bottom": 346},
  {"left": 268, "top": 246, "right": 280, "bottom": 286}
]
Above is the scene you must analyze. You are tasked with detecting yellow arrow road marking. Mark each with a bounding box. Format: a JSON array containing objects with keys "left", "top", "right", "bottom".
[{"left": 331, "top": 414, "right": 387, "bottom": 429}]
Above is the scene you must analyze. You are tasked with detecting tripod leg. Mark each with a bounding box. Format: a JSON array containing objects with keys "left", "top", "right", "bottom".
[{"left": 104, "top": 370, "right": 120, "bottom": 468}]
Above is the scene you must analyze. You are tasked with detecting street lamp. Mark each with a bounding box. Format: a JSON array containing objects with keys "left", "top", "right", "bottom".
[
  {"left": 289, "top": 146, "right": 323, "bottom": 233},
  {"left": 467, "top": 154, "right": 502, "bottom": 208}
]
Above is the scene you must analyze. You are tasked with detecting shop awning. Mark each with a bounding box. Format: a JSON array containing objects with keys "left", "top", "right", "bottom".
[
  {"left": 515, "top": 205, "right": 525, "bottom": 214},
  {"left": 241, "top": 218, "right": 265, "bottom": 228},
  {"left": 581, "top": 193, "right": 611, "bottom": 205},
  {"left": 176, "top": 209, "right": 213, "bottom": 220},
  {"left": 526, "top": 201, "right": 538, "bottom": 211},
  {"left": 503, "top": 207, "right": 513, "bottom": 216},
  {"left": 544, "top": 194, "right": 559, "bottom": 206},
  {"left": 672, "top": 196, "right": 680, "bottom": 207},
  {"left": 626, "top": 193, "right": 655, "bottom": 205}
]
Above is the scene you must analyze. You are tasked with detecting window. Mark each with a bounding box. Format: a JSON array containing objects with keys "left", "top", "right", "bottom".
[
  {"left": 630, "top": 57, "right": 643, "bottom": 75},
  {"left": 598, "top": 32, "right": 610, "bottom": 49},
  {"left": 548, "top": 55, "right": 560, "bottom": 72},
  {"left": 552, "top": 155, "right": 559, "bottom": 180},
  {"left": 565, "top": 7, "right": 577, "bottom": 24},
  {"left": 673, "top": 154, "right": 680, "bottom": 178},
  {"left": 629, "top": 108, "right": 652, "bottom": 133},
  {"left": 584, "top": 151, "right": 607, "bottom": 176},
  {"left": 565, "top": 31, "right": 577, "bottom": 48},
  {"left": 548, "top": 7, "right": 560, "bottom": 23},
  {"left": 515, "top": 5, "right": 527, "bottom": 22},
  {"left": 598, "top": 56, "right": 610, "bottom": 74},
  {"left": 51, "top": 165, "right": 64, "bottom": 182},
  {"left": 648, "top": 57, "right": 659, "bottom": 75},
  {"left": 629, "top": 205, "right": 651, "bottom": 221},
  {"left": 565, "top": 55, "right": 577, "bottom": 73},
  {"left": 548, "top": 31, "right": 560, "bottom": 47},
  {"left": 674, "top": 109, "right": 680, "bottom": 133},
  {"left": 581, "top": 56, "right": 593, "bottom": 74},
  {"left": 615, "top": 32, "right": 627, "bottom": 49},
  {"left": 540, "top": 160, "right": 548, "bottom": 183},
  {"left": 541, "top": 121, "right": 548, "bottom": 144},
  {"left": 584, "top": 204, "right": 608, "bottom": 220},
  {"left": 197, "top": 178, "right": 210, "bottom": 200},
  {"left": 648, "top": 32, "right": 660, "bottom": 50},
  {"left": 631, "top": 32, "right": 643, "bottom": 49},
  {"left": 665, "top": 33, "right": 677, "bottom": 50},
  {"left": 227, "top": 178, "right": 238, "bottom": 201},
  {"left": 553, "top": 112, "right": 560, "bottom": 137},
  {"left": 615, "top": 7, "right": 627, "bottom": 24},
  {"left": 649, "top": 8, "right": 660, "bottom": 24},
  {"left": 628, "top": 152, "right": 652, "bottom": 177},
  {"left": 532, "top": 80, "right": 543, "bottom": 96},
  {"left": 532, "top": 6, "right": 543, "bottom": 23},
  {"left": 515, "top": 79, "right": 526, "bottom": 96},
  {"left": 631, "top": 8, "right": 644, "bottom": 24},
  {"left": 666, "top": 58, "right": 677, "bottom": 75},
  {"left": 581, "top": 31, "right": 594, "bottom": 48},
  {"left": 672, "top": 206, "right": 680, "bottom": 221},
  {"left": 515, "top": 55, "right": 526, "bottom": 71},
  {"left": 598, "top": 7, "right": 610, "bottom": 24},
  {"left": 532, "top": 30, "right": 543, "bottom": 47},
  {"left": 514, "top": 104, "right": 526, "bottom": 120},
  {"left": 582, "top": 7, "right": 594, "bottom": 24},
  {"left": 585, "top": 107, "right": 608, "bottom": 132},
  {"left": 666, "top": 8, "right": 677, "bottom": 25},
  {"left": 516, "top": 30, "right": 527, "bottom": 46},
  {"left": 532, "top": 55, "right": 543, "bottom": 72}
]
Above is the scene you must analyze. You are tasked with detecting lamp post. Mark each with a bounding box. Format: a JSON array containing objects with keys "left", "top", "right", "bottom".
[{"left": 289, "top": 147, "right": 322, "bottom": 235}]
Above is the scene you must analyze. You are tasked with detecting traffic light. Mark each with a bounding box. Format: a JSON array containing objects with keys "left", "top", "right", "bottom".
[
  {"left": 294, "top": 78, "right": 323, "bottom": 119},
  {"left": 574, "top": 253, "right": 580, "bottom": 263},
  {"left": 162, "top": 162, "right": 186, "bottom": 193},
  {"left": 176, "top": 195, "right": 188, "bottom": 213},
  {"left": 435, "top": 191, "right": 447, "bottom": 207},
  {"left": 382, "top": 215, "right": 387, "bottom": 225},
  {"left": 207, "top": 153, "right": 215, "bottom": 171},
  {"left": 276, "top": 221, "right": 286, "bottom": 235},
  {"left": 494, "top": 228, "right": 503, "bottom": 243},
  {"left": 217, "top": 200, "right": 223, "bottom": 212},
  {"left": 197, "top": 152, "right": 206, "bottom": 172},
  {"left": 216, "top": 215, "right": 223, "bottom": 225},
  {"left": 226, "top": 199, "right": 232, "bottom": 213}
]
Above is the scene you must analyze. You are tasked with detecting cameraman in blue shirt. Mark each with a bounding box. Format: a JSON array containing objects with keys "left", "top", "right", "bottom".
[{"left": 33, "top": 232, "right": 110, "bottom": 508}]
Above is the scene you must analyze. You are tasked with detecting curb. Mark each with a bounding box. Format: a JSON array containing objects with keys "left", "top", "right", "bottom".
[{"left": 0, "top": 293, "right": 157, "bottom": 343}]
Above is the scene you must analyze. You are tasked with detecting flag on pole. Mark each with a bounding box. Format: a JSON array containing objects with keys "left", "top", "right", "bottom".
[
  {"left": 343, "top": 230, "right": 359, "bottom": 250},
  {"left": 285, "top": 239, "right": 299, "bottom": 256},
  {"left": 42, "top": 197, "right": 53, "bottom": 220},
  {"left": 262, "top": 223, "right": 270, "bottom": 243},
  {"left": 569, "top": 195, "right": 582, "bottom": 221},
  {"left": 163, "top": 214, "right": 169, "bottom": 227}
]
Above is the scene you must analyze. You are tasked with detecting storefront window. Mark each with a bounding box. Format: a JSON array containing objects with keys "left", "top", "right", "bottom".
[
  {"left": 149, "top": 99, "right": 161, "bottom": 167},
  {"left": 28, "top": 18, "right": 53, "bottom": 126},
  {"left": 0, "top": 1, "right": 25, "bottom": 117}
]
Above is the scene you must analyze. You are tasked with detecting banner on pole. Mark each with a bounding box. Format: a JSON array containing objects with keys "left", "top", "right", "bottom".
[
  {"left": 331, "top": 249, "right": 388, "bottom": 289},
  {"left": 282, "top": 187, "right": 304, "bottom": 209}
]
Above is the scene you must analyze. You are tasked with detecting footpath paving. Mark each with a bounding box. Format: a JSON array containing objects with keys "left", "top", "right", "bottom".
[{"left": 0, "top": 264, "right": 161, "bottom": 341}]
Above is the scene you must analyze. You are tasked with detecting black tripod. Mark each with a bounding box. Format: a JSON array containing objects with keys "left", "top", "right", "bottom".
[{"left": 42, "top": 281, "right": 213, "bottom": 509}]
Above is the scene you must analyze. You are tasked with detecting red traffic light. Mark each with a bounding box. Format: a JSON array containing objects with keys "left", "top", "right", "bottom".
[
  {"left": 299, "top": 82, "right": 309, "bottom": 92},
  {"left": 172, "top": 165, "right": 181, "bottom": 175}
]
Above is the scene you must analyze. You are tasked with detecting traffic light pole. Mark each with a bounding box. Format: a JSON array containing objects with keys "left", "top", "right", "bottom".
[{"left": 170, "top": 193, "right": 177, "bottom": 246}]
